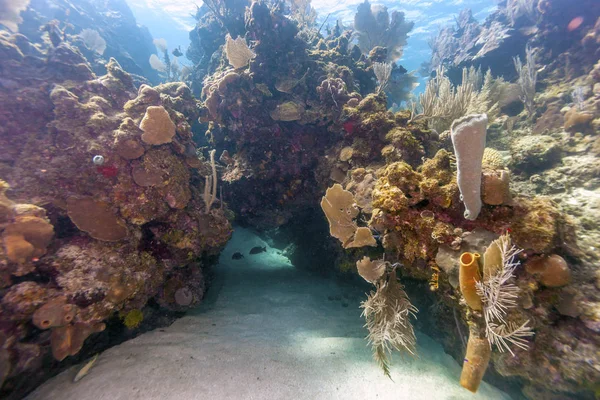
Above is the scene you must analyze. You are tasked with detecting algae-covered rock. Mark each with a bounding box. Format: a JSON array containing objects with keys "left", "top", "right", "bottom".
[
  {"left": 510, "top": 135, "right": 562, "bottom": 171},
  {"left": 269, "top": 101, "right": 304, "bottom": 121},
  {"left": 510, "top": 197, "right": 563, "bottom": 253}
]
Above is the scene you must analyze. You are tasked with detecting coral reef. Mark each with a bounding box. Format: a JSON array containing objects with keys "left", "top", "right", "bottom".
[
  {"left": 0, "top": 30, "right": 231, "bottom": 395},
  {"left": 194, "top": 1, "right": 422, "bottom": 230},
  {"left": 429, "top": 1, "right": 600, "bottom": 82},
  {"left": 316, "top": 2, "right": 600, "bottom": 397},
  {"left": 0, "top": 0, "right": 598, "bottom": 398}
]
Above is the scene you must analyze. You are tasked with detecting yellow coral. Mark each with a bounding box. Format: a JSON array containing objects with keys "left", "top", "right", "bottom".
[
  {"left": 123, "top": 309, "right": 144, "bottom": 329},
  {"left": 482, "top": 147, "right": 505, "bottom": 170},
  {"left": 373, "top": 152, "right": 457, "bottom": 213}
]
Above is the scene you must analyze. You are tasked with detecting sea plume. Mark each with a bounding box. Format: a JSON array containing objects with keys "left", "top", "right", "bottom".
[
  {"left": 476, "top": 234, "right": 534, "bottom": 355},
  {"left": 361, "top": 267, "right": 417, "bottom": 378}
]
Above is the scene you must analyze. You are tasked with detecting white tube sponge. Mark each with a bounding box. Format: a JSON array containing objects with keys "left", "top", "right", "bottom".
[{"left": 451, "top": 113, "right": 488, "bottom": 220}]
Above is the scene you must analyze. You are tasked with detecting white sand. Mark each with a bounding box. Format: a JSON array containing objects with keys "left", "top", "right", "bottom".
[{"left": 28, "top": 228, "right": 511, "bottom": 400}]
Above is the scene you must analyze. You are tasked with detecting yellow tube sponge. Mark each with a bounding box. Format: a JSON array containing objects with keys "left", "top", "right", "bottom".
[
  {"left": 483, "top": 234, "right": 504, "bottom": 281},
  {"left": 459, "top": 252, "right": 482, "bottom": 310},
  {"left": 460, "top": 333, "right": 491, "bottom": 393}
]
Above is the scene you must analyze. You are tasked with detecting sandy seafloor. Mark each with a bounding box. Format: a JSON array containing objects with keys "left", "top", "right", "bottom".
[{"left": 28, "top": 228, "right": 510, "bottom": 400}]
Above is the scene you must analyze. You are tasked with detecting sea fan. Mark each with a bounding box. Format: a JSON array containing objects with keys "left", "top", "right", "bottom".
[
  {"left": 361, "top": 268, "right": 417, "bottom": 378},
  {"left": 476, "top": 235, "right": 534, "bottom": 355},
  {"left": 149, "top": 54, "right": 166, "bottom": 72},
  {"left": 224, "top": 34, "right": 255, "bottom": 70},
  {"left": 80, "top": 29, "right": 106, "bottom": 55}
]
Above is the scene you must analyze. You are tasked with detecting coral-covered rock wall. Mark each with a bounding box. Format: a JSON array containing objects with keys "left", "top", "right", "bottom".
[
  {"left": 197, "top": 2, "right": 423, "bottom": 231},
  {"left": 0, "top": 31, "right": 231, "bottom": 395}
]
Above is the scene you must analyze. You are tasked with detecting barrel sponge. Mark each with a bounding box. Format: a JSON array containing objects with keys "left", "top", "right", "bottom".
[
  {"left": 32, "top": 297, "right": 78, "bottom": 329},
  {"left": 139, "top": 105, "right": 176, "bottom": 145},
  {"left": 450, "top": 114, "right": 487, "bottom": 220}
]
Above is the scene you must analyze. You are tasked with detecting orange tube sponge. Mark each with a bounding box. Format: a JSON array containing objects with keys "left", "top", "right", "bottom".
[
  {"left": 459, "top": 252, "right": 482, "bottom": 310},
  {"left": 32, "top": 298, "right": 78, "bottom": 329},
  {"left": 460, "top": 334, "right": 491, "bottom": 393}
]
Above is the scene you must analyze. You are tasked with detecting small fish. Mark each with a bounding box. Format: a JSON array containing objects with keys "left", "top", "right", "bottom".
[
  {"left": 73, "top": 354, "right": 99, "bottom": 382},
  {"left": 567, "top": 16, "right": 584, "bottom": 32},
  {"left": 172, "top": 46, "right": 183, "bottom": 57},
  {"left": 231, "top": 252, "right": 244, "bottom": 260},
  {"left": 249, "top": 246, "right": 266, "bottom": 255}
]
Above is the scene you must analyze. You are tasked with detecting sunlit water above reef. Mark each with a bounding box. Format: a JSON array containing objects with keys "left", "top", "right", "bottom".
[{"left": 28, "top": 229, "right": 509, "bottom": 400}]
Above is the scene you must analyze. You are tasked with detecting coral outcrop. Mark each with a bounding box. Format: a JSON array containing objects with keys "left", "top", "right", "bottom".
[
  {"left": 195, "top": 2, "right": 422, "bottom": 230},
  {"left": 0, "top": 30, "right": 231, "bottom": 395},
  {"left": 314, "top": 2, "right": 600, "bottom": 398}
]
